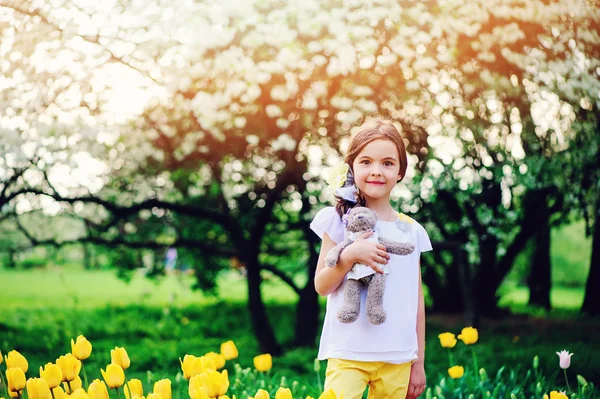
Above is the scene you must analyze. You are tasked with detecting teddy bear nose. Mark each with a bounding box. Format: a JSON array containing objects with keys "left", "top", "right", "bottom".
[{"left": 357, "top": 216, "right": 363, "bottom": 219}]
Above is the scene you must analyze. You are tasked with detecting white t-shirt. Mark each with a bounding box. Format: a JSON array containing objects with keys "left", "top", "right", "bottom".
[{"left": 310, "top": 206, "right": 433, "bottom": 364}]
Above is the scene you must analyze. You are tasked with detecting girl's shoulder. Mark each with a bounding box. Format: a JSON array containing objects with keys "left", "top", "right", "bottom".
[{"left": 309, "top": 206, "right": 345, "bottom": 243}]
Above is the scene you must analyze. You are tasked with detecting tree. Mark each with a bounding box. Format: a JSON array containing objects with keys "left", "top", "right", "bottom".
[{"left": 2, "top": 0, "right": 599, "bottom": 355}]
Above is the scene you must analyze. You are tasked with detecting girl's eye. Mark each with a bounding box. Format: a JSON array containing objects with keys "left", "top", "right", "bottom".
[
  {"left": 361, "top": 160, "right": 370, "bottom": 164},
  {"left": 385, "top": 161, "right": 394, "bottom": 166}
]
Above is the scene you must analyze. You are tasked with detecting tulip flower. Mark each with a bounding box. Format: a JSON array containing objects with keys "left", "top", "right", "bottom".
[
  {"left": 27, "top": 378, "right": 52, "bottom": 399},
  {"left": 318, "top": 389, "right": 340, "bottom": 399},
  {"left": 5, "top": 351, "right": 28, "bottom": 374},
  {"left": 39, "top": 363, "right": 62, "bottom": 389},
  {"left": 56, "top": 354, "right": 81, "bottom": 382},
  {"left": 556, "top": 350, "right": 573, "bottom": 369},
  {"left": 70, "top": 336, "right": 92, "bottom": 361},
  {"left": 101, "top": 364, "right": 125, "bottom": 389},
  {"left": 6, "top": 368, "right": 27, "bottom": 393},
  {"left": 448, "top": 365, "right": 465, "bottom": 379},
  {"left": 275, "top": 387, "right": 292, "bottom": 399},
  {"left": 147, "top": 394, "right": 163, "bottom": 399},
  {"left": 550, "top": 392, "right": 568, "bottom": 399},
  {"left": 204, "top": 352, "right": 226, "bottom": 370},
  {"left": 201, "top": 370, "right": 229, "bottom": 398},
  {"left": 124, "top": 379, "right": 143, "bottom": 399},
  {"left": 253, "top": 389, "right": 270, "bottom": 399},
  {"left": 110, "top": 348, "right": 130, "bottom": 370},
  {"left": 438, "top": 333, "right": 457, "bottom": 348},
  {"left": 153, "top": 379, "right": 171, "bottom": 399},
  {"left": 556, "top": 350, "right": 574, "bottom": 392},
  {"left": 191, "top": 388, "right": 211, "bottom": 399},
  {"left": 253, "top": 354, "right": 272, "bottom": 372},
  {"left": 53, "top": 386, "right": 66, "bottom": 399},
  {"left": 0, "top": 349, "right": 3, "bottom": 364},
  {"left": 88, "top": 380, "right": 110, "bottom": 399},
  {"left": 457, "top": 327, "right": 479, "bottom": 345},
  {"left": 180, "top": 355, "right": 216, "bottom": 380},
  {"left": 219, "top": 341, "right": 239, "bottom": 361},
  {"left": 70, "top": 388, "right": 90, "bottom": 399},
  {"left": 64, "top": 376, "right": 82, "bottom": 394}
]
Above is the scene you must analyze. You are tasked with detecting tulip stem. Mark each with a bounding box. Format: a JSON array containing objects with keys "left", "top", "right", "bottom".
[
  {"left": 124, "top": 377, "right": 132, "bottom": 399},
  {"left": 447, "top": 349, "right": 454, "bottom": 367},
  {"left": 82, "top": 363, "right": 89, "bottom": 389},
  {"left": 0, "top": 370, "right": 9, "bottom": 398},
  {"left": 116, "top": 387, "right": 123, "bottom": 399},
  {"left": 471, "top": 347, "right": 479, "bottom": 377},
  {"left": 564, "top": 369, "right": 571, "bottom": 393}
]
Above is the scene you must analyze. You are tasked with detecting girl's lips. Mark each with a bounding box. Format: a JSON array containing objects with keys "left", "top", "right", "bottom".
[{"left": 367, "top": 181, "right": 385, "bottom": 185}]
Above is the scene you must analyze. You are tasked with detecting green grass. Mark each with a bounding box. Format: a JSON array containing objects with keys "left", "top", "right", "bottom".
[{"left": 0, "top": 268, "right": 299, "bottom": 309}]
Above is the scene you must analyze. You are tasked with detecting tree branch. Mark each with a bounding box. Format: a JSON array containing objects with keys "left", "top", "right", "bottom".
[{"left": 260, "top": 263, "right": 302, "bottom": 296}]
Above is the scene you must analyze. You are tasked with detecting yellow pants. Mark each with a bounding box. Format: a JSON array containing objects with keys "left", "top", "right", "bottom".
[{"left": 324, "top": 358, "right": 412, "bottom": 399}]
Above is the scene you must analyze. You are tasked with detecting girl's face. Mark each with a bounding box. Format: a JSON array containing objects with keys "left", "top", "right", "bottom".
[{"left": 352, "top": 139, "right": 402, "bottom": 202}]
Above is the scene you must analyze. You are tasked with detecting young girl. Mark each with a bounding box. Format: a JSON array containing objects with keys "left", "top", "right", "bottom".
[{"left": 310, "top": 118, "right": 432, "bottom": 399}]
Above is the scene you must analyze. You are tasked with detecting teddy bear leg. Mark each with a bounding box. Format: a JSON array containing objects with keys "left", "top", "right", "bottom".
[
  {"left": 365, "top": 273, "right": 387, "bottom": 325},
  {"left": 337, "top": 278, "right": 362, "bottom": 323}
]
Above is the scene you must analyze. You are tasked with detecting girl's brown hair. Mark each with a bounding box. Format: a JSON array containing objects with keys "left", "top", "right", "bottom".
[{"left": 335, "top": 117, "right": 408, "bottom": 217}]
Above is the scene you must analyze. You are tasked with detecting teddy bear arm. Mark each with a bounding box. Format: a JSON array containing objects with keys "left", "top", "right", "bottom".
[
  {"left": 378, "top": 236, "right": 415, "bottom": 256},
  {"left": 325, "top": 238, "right": 354, "bottom": 267}
]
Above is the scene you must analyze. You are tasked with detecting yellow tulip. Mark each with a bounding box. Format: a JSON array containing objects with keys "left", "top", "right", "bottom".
[
  {"left": 189, "top": 371, "right": 228, "bottom": 399},
  {"left": 27, "top": 378, "right": 52, "bottom": 399},
  {"left": 56, "top": 354, "right": 81, "bottom": 382},
  {"left": 191, "top": 388, "right": 211, "bottom": 399},
  {"left": 110, "top": 348, "right": 131, "bottom": 370},
  {"left": 6, "top": 367, "right": 27, "bottom": 393},
  {"left": 253, "top": 354, "right": 272, "bottom": 372},
  {"left": 306, "top": 397, "right": 315, "bottom": 399},
  {"left": 318, "top": 389, "right": 340, "bottom": 399},
  {"left": 70, "top": 388, "right": 90, "bottom": 399},
  {"left": 5, "top": 351, "right": 28, "bottom": 373},
  {"left": 457, "top": 327, "right": 479, "bottom": 345},
  {"left": 254, "top": 389, "right": 270, "bottom": 399},
  {"left": 550, "top": 392, "right": 568, "bottom": 399},
  {"left": 64, "top": 376, "right": 82, "bottom": 394},
  {"left": 125, "top": 379, "right": 143, "bottom": 399},
  {"left": 275, "top": 388, "right": 292, "bottom": 399},
  {"left": 100, "top": 364, "right": 125, "bottom": 389},
  {"left": 0, "top": 349, "right": 3, "bottom": 364},
  {"left": 40, "top": 363, "right": 63, "bottom": 389},
  {"left": 88, "top": 379, "right": 109, "bottom": 399},
  {"left": 204, "top": 352, "right": 226, "bottom": 370},
  {"left": 153, "top": 379, "right": 172, "bottom": 399},
  {"left": 219, "top": 341, "right": 239, "bottom": 361},
  {"left": 180, "top": 355, "right": 216, "bottom": 380},
  {"left": 9, "top": 391, "right": 18, "bottom": 398},
  {"left": 147, "top": 394, "right": 163, "bottom": 399},
  {"left": 71, "top": 336, "right": 92, "bottom": 361},
  {"left": 53, "top": 386, "right": 66, "bottom": 399},
  {"left": 438, "top": 333, "right": 457, "bottom": 348},
  {"left": 448, "top": 366, "right": 465, "bottom": 379}
]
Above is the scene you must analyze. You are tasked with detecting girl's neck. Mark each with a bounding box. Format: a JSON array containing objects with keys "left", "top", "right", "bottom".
[{"left": 364, "top": 197, "right": 395, "bottom": 221}]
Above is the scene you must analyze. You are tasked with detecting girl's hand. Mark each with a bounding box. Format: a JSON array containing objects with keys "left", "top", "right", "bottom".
[
  {"left": 407, "top": 361, "right": 426, "bottom": 399},
  {"left": 340, "top": 231, "right": 390, "bottom": 274}
]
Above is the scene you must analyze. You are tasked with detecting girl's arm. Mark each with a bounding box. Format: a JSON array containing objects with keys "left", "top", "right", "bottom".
[
  {"left": 416, "top": 262, "right": 426, "bottom": 364},
  {"left": 314, "top": 231, "right": 390, "bottom": 297},
  {"left": 407, "top": 260, "right": 427, "bottom": 399},
  {"left": 314, "top": 232, "right": 355, "bottom": 296}
]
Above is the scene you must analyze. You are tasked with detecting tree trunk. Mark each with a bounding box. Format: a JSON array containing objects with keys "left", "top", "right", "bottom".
[
  {"left": 528, "top": 198, "right": 552, "bottom": 309},
  {"left": 7, "top": 249, "right": 16, "bottom": 269},
  {"left": 245, "top": 257, "right": 283, "bottom": 355},
  {"left": 294, "top": 286, "right": 320, "bottom": 346},
  {"left": 474, "top": 236, "right": 503, "bottom": 316},
  {"left": 294, "top": 241, "right": 320, "bottom": 347},
  {"left": 581, "top": 195, "right": 600, "bottom": 315}
]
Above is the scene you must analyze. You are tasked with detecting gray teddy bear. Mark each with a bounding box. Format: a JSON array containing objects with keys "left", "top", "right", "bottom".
[{"left": 325, "top": 207, "right": 415, "bottom": 325}]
